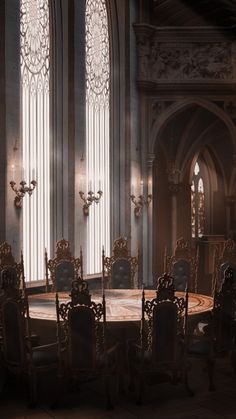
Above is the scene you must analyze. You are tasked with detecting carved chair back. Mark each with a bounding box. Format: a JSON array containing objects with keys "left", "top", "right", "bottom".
[
  {"left": 213, "top": 266, "right": 236, "bottom": 353},
  {"left": 102, "top": 237, "right": 139, "bottom": 289},
  {"left": 46, "top": 239, "right": 83, "bottom": 292},
  {"left": 0, "top": 242, "right": 24, "bottom": 297},
  {"left": 56, "top": 277, "right": 106, "bottom": 373},
  {"left": 1, "top": 290, "right": 31, "bottom": 372},
  {"left": 141, "top": 273, "right": 188, "bottom": 366},
  {"left": 213, "top": 239, "right": 236, "bottom": 295},
  {"left": 164, "top": 237, "right": 198, "bottom": 292}
]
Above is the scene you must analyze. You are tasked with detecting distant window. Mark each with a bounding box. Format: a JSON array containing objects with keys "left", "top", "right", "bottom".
[
  {"left": 191, "top": 162, "right": 205, "bottom": 238},
  {"left": 20, "top": 0, "right": 50, "bottom": 280},
  {"left": 85, "top": 0, "right": 110, "bottom": 274}
]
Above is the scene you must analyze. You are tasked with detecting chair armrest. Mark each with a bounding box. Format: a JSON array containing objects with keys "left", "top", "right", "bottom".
[
  {"left": 32, "top": 342, "right": 58, "bottom": 352},
  {"left": 107, "top": 342, "right": 119, "bottom": 355}
]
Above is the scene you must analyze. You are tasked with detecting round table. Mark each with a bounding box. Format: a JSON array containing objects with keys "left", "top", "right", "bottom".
[{"left": 29, "top": 289, "right": 213, "bottom": 323}]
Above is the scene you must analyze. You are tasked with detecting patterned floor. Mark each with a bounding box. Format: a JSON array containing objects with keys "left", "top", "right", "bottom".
[{"left": 1, "top": 357, "right": 236, "bottom": 418}]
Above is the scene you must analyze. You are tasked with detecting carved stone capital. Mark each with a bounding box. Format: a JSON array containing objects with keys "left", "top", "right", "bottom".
[
  {"left": 168, "top": 182, "right": 182, "bottom": 193},
  {"left": 147, "top": 153, "right": 155, "bottom": 168},
  {"left": 167, "top": 161, "right": 181, "bottom": 185}
]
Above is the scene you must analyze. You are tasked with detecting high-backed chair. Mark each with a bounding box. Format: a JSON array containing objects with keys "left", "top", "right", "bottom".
[
  {"left": 128, "top": 273, "right": 192, "bottom": 404},
  {"left": 188, "top": 266, "right": 236, "bottom": 391},
  {"left": 102, "top": 237, "right": 139, "bottom": 289},
  {"left": 212, "top": 238, "right": 236, "bottom": 295},
  {"left": 164, "top": 237, "right": 198, "bottom": 292},
  {"left": 0, "top": 288, "right": 58, "bottom": 405},
  {"left": 0, "top": 242, "right": 24, "bottom": 297},
  {"left": 56, "top": 277, "right": 118, "bottom": 409},
  {"left": 45, "top": 239, "right": 83, "bottom": 292}
]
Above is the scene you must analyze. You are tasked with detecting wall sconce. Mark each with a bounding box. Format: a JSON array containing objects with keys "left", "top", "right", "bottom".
[
  {"left": 130, "top": 193, "right": 152, "bottom": 217},
  {"left": 79, "top": 189, "right": 103, "bottom": 216},
  {"left": 10, "top": 180, "right": 37, "bottom": 208},
  {"left": 130, "top": 181, "right": 152, "bottom": 217}
]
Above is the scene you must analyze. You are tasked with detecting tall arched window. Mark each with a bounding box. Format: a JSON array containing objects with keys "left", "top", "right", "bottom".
[
  {"left": 191, "top": 161, "right": 205, "bottom": 238},
  {"left": 85, "top": 0, "right": 110, "bottom": 274},
  {"left": 20, "top": 0, "right": 50, "bottom": 280}
]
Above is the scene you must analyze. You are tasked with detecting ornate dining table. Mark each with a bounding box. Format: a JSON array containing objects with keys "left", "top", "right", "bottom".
[{"left": 28, "top": 289, "right": 213, "bottom": 324}]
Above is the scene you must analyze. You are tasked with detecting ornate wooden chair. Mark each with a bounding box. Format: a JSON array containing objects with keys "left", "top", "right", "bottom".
[
  {"left": 128, "top": 273, "right": 192, "bottom": 404},
  {"left": 45, "top": 239, "right": 83, "bottom": 292},
  {"left": 56, "top": 277, "right": 118, "bottom": 409},
  {"left": 0, "top": 242, "right": 24, "bottom": 297},
  {"left": 212, "top": 238, "right": 236, "bottom": 295},
  {"left": 0, "top": 288, "right": 58, "bottom": 405},
  {"left": 188, "top": 266, "right": 236, "bottom": 391},
  {"left": 164, "top": 237, "right": 198, "bottom": 292},
  {"left": 102, "top": 237, "right": 139, "bottom": 289}
]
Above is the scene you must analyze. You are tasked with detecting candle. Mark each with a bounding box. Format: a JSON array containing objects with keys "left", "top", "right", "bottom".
[
  {"left": 148, "top": 179, "right": 152, "bottom": 195},
  {"left": 11, "top": 164, "right": 15, "bottom": 181},
  {"left": 140, "top": 180, "right": 144, "bottom": 195},
  {"left": 131, "top": 183, "right": 134, "bottom": 195},
  {"left": 89, "top": 180, "right": 92, "bottom": 192}
]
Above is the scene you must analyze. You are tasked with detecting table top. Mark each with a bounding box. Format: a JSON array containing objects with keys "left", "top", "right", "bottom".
[{"left": 28, "top": 289, "right": 213, "bottom": 323}]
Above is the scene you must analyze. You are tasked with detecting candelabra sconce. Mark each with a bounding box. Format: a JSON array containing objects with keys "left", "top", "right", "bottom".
[
  {"left": 79, "top": 190, "right": 103, "bottom": 216},
  {"left": 10, "top": 180, "right": 37, "bottom": 208},
  {"left": 130, "top": 193, "right": 152, "bottom": 217}
]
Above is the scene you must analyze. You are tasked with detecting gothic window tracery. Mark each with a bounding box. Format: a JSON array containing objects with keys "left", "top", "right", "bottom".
[
  {"left": 86, "top": 0, "right": 110, "bottom": 274},
  {"left": 20, "top": 0, "right": 50, "bottom": 280},
  {"left": 191, "top": 161, "right": 205, "bottom": 238}
]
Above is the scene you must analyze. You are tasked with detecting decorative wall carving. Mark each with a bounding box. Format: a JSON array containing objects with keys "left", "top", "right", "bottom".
[
  {"left": 150, "top": 42, "right": 233, "bottom": 81},
  {"left": 134, "top": 25, "right": 234, "bottom": 83}
]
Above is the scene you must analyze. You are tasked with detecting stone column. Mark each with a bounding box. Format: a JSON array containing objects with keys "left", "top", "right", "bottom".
[{"left": 226, "top": 195, "right": 236, "bottom": 238}]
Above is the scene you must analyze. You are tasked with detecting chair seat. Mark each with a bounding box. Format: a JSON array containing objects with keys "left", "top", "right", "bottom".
[
  {"left": 32, "top": 350, "right": 58, "bottom": 367},
  {"left": 188, "top": 339, "right": 212, "bottom": 355}
]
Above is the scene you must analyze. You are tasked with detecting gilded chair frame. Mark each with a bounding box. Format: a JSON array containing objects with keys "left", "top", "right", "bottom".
[
  {"left": 164, "top": 237, "right": 199, "bottom": 292},
  {"left": 0, "top": 242, "right": 24, "bottom": 295},
  {"left": 212, "top": 238, "right": 236, "bottom": 295},
  {"left": 102, "top": 237, "right": 139, "bottom": 289},
  {"left": 0, "top": 289, "right": 58, "bottom": 405},
  {"left": 56, "top": 277, "right": 117, "bottom": 408},
  {"left": 129, "top": 273, "right": 191, "bottom": 404},
  {"left": 45, "top": 239, "right": 83, "bottom": 292}
]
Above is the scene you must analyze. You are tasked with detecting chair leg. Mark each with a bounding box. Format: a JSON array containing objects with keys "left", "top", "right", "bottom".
[
  {"left": 206, "top": 357, "right": 215, "bottom": 391},
  {"left": 105, "top": 375, "right": 113, "bottom": 410},
  {"left": 184, "top": 368, "right": 194, "bottom": 397},
  {"left": 28, "top": 369, "right": 37, "bottom": 408},
  {"left": 136, "top": 375, "right": 144, "bottom": 405}
]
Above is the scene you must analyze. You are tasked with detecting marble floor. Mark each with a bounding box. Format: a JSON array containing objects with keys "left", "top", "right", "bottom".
[{"left": 1, "top": 357, "right": 236, "bottom": 419}]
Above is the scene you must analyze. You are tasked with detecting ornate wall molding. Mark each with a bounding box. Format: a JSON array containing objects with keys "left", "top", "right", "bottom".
[
  {"left": 149, "top": 42, "right": 233, "bottom": 82},
  {"left": 133, "top": 24, "right": 236, "bottom": 86}
]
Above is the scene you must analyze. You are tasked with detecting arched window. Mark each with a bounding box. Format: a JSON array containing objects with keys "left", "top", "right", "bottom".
[
  {"left": 20, "top": 0, "right": 50, "bottom": 280},
  {"left": 85, "top": 0, "right": 110, "bottom": 274},
  {"left": 191, "top": 161, "right": 205, "bottom": 238}
]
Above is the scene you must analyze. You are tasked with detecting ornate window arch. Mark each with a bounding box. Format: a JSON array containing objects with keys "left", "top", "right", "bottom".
[
  {"left": 85, "top": 0, "right": 110, "bottom": 274},
  {"left": 191, "top": 161, "right": 205, "bottom": 238},
  {"left": 20, "top": 0, "right": 50, "bottom": 280}
]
